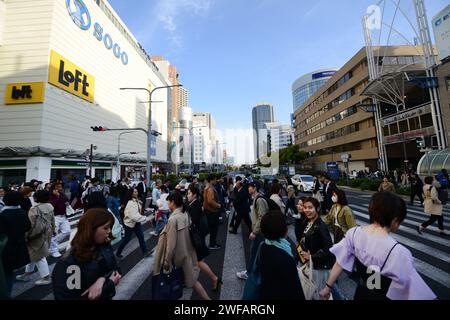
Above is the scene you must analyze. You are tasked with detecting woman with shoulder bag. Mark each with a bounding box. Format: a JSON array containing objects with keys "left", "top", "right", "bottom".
[
  {"left": 320, "top": 192, "right": 436, "bottom": 300},
  {"left": 298, "top": 197, "right": 335, "bottom": 300},
  {"left": 16, "top": 190, "right": 55, "bottom": 286},
  {"left": 417, "top": 176, "right": 448, "bottom": 236},
  {"left": 116, "top": 188, "right": 152, "bottom": 259},
  {"left": 323, "top": 189, "right": 357, "bottom": 244},
  {"left": 153, "top": 191, "right": 211, "bottom": 300},
  {"left": 186, "top": 185, "right": 222, "bottom": 292}
]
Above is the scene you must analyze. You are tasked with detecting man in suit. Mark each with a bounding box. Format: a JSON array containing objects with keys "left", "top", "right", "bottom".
[
  {"left": 322, "top": 174, "right": 338, "bottom": 214},
  {"left": 136, "top": 177, "right": 147, "bottom": 204},
  {"left": 229, "top": 181, "right": 252, "bottom": 234}
]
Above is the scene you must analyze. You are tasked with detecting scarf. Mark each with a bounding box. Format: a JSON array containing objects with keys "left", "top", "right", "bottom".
[{"left": 265, "top": 238, "right": 293, "bottom": 258}]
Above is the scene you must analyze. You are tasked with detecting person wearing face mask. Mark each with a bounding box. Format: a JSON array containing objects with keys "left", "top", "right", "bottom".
[
  {"left": 323, "top": 189, "right": 357, "bottom": 244},
  {"left": 320, "top": 192, "right": 436, "bottom": 300}
]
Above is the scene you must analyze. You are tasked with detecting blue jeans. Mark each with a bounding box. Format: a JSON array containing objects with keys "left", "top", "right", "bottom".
[
  {"left": 247, "top": 234, "right": 265, "bottom": 274},
  {"left": 155, "top": 211, "right": 168, "bottom": 234},
  {"left": 116, "top": 223, "right": 148, "bottom": 256},
  {"left": 331, "top": 283, "right": 347, "bottom": 300}
]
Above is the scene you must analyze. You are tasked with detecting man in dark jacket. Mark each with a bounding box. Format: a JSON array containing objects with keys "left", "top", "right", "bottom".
[
  {"left": 229, "top": 181, "right": 252, "bottom": 234},
  {"left": 409, "top": 172, "right": 424, "bottom": 206},
  {"left": 322, "top": 174, "right": 338, "bottom": 214},
  {"left": 0, "top": 191, "right": 31, "bottom": 297}
]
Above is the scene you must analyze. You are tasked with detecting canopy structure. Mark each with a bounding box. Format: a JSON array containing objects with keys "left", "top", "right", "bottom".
[
  {"left": 360, "top": 69, "right": 427, "bottom": 113},
  {"left": 417, "top": 149, "right": 450, "bottom": 176}
]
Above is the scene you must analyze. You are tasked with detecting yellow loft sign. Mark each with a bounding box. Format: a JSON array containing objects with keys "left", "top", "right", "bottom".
[
  {"left": 4, "top": 82, "right": 45, "bottom": 105},
  {"left": 48, "top": 50, "right": 95, "bottom": 103}
]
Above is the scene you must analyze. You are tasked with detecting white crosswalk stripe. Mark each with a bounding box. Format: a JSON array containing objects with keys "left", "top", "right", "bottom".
[{"left": 349, "top": 204, "right": 450, "bottom": 247}]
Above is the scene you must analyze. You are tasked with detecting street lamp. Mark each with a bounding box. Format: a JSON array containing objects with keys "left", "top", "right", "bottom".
[
  {"left": 175, "top": 125, "right": 207, "bottom": 175},
  {"left": 120, "top": 84, "right": 182, "bottom": 186}
]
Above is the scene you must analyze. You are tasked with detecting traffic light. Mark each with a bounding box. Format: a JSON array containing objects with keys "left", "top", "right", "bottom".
[
  {"left": 416, "top": 136, "right": 425, "bottom": 149},
  {"left": 91, "top": 126, "right": 108, "bottom": 132}
]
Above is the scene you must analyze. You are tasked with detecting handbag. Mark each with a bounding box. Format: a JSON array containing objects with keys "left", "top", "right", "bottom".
[
  {"left": 151, "top": 243, "right": 183, "bottom": 300},
  {"left": 243, "top": 242, "right": 263, "bottom": 300},
  {"left": 298, "top": 257, "right": 316, "bottom": 300},
  {"left": 66, "top": 205, "right": 75, "bottom": 217}
]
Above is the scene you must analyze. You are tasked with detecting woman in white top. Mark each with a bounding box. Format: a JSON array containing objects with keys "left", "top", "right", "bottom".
[
  {"left": 417, "top": 176, "right": 448, "bottom": 236},
  {"left": 320, "top": 192, "right": 436, "bottom": 300},
  {"left": 116, "top": 188, "right": 152, "bottom": 259}
]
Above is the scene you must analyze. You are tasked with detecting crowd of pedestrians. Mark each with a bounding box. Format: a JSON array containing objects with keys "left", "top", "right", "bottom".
[{"left": 0, "top": 168, "right": 444, "bottom": 301}]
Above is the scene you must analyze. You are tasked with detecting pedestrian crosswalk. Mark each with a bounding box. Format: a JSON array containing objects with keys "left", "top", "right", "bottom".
[{"left": 9, "top": 192, "right": 450, "bottom": 300}]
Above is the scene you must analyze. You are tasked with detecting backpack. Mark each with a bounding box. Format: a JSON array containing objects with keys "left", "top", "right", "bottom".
[
  {"left": 255, "top": 195, "right": 280, "bottom": 212},
  {"left": 437, "top": 173, "right": 449, "bottom": 188}
]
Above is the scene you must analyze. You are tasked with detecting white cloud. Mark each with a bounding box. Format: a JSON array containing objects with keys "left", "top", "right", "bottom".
[{"left": 157, "top": 0, "right": 215, "bottom": 47}]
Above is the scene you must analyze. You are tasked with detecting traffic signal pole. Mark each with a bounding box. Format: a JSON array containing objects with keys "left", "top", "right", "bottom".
[{"left": 89, "top": 144, "right": 93, "bottom": 178}]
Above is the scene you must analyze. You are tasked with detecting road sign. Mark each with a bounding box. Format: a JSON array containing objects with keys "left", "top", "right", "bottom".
[{"left": 326, "top": 162, "right": 340, "bottom": 180}]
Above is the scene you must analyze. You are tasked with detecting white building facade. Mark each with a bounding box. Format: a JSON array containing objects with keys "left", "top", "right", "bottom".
[
  {"left": 0, "top": 0, "right": 172, "bottom": 185},
  {"left": 265, "top": 122, "right": 293, "bottom": 152},
  {"left": 192, "top": 112, "right": 219, "bottom": 166}
]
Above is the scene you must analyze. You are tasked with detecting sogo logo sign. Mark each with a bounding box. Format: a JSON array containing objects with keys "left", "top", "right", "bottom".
[{"left": 66, "top": 0, "right": 129, "bottom": 65}]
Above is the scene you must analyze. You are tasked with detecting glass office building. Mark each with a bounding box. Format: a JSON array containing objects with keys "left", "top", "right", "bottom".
[{"left": 292, "top": 69, "right": 337, "bottom": 112}]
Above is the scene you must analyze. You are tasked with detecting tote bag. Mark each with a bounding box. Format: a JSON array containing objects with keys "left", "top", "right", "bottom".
[
  {"left": 242, "top": 242, "right": 263, "bottom": 300},
  {"left": 298, "top": 258, "right": 316, "bottom": 300}
]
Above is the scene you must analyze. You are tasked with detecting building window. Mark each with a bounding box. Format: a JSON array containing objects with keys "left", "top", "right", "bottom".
[
  {"left": 399, "top": 120, "right": 409, "bottom": 133},
  {"left": 389, "top": 123, "right": 399, "bottom": 135},
  {"left": 383, "top": 125, "right": 390, "bottom": 136},
  {"left": 420, "top": 113, "right": 433, "bottom": 128},
  {"left": 409, "top": 117, "right": 420, "bottom": 131}
]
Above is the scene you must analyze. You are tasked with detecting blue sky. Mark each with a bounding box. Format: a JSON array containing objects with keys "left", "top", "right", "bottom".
[{"left": 108, "top": 0, "right": 447, "bottom": 163}]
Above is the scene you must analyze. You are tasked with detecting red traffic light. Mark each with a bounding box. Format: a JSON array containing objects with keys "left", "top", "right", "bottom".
[{"left": 91, "top": 126, "right": 108, "bottom": 132}]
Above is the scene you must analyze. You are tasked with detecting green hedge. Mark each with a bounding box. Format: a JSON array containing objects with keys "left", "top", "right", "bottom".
[{"left": 337, "top": 178, "right": 411, "bottom": 195}]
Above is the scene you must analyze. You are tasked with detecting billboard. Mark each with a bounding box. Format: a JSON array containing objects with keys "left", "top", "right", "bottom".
[{"left": 432, "top": 4, "right": 450, "bottom": 62}]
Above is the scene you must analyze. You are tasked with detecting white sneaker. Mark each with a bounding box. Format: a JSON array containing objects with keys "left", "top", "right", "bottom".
[
  {"left": 35, "top": 278, "right": 52, "bottom": 286},
  {"left": 236, "top": 270, "right": 248, "bottom": 280},
  {"left": 150, "top": 231, "right": 159, "bottom": 236},
  {"left": 51, "top": 252, "right": 62, "bottom": 258},
  {"left": 16, "top": 274, "right": 31, "bottom": 282}
]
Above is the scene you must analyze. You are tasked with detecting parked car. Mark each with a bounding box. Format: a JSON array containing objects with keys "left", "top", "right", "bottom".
[{"left": 291, "top": 174, "right": 315, "bottom": 193}]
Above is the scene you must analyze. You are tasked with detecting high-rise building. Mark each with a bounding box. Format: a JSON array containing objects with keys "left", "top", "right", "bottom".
[
  {"left": 265, "top": 122, "right": 293, "bottom": 152},
  {"left": 178, "top": 87, "right": 189, "bottom": 109},
  {"left": 252, "top": 103, "right": 274, "bottom": 161},
  {"left": 193, "top": 112, "right": 217, "bottom": 165}
]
